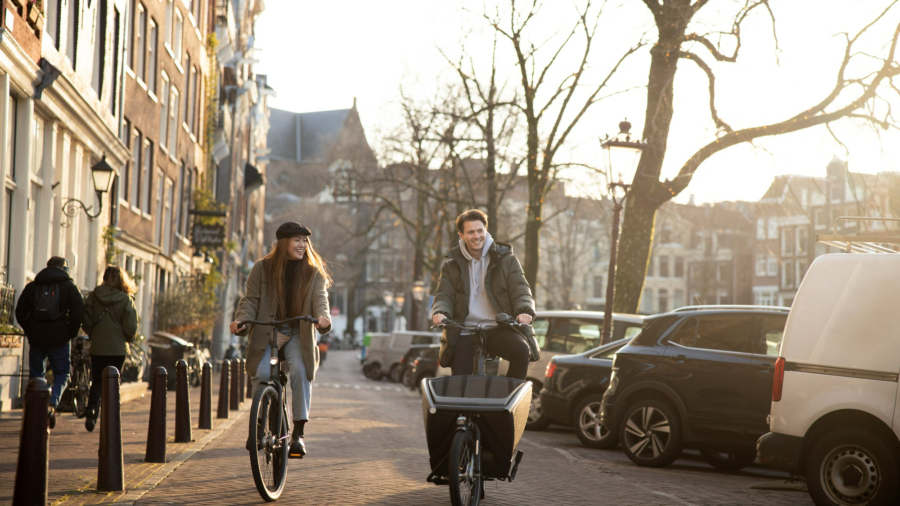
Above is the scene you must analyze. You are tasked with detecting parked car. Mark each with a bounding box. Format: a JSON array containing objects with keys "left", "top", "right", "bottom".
[
  {"left": 399, "top": 344, "right": 440, "bottom": 387},
  {"left": 495, "top": 310, "right": 644, "bottom": 430},
  {"left": 539, "top": 337, "right": 631, "bottom": 449},
  {"left": 404, "top": 345, "right": 447, "bottom": 391},
  {"left": 600, "top": 305, "right": 789, "bottom": 470},
  {"left": 758, "top": 254, "right": 900, "bottom": 506},
  {"left": 364, "top": 331, "right": 441, "bottom": 382}
]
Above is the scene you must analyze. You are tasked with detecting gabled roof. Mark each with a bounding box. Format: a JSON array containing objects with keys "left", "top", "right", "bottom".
[{"left": 268, "top": 107, "right": 352, "bottom": 163}]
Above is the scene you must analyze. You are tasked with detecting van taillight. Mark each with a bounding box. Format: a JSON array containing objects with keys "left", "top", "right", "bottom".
[
  {"left": 772, "top": 357, "right": 785, "bottom": 402},
  {"left": 545, "top": 363, "right": 557, "bottom": 378}
]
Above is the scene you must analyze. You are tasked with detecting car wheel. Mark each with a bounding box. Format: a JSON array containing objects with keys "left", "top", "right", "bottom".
[
  {"left": 574, "top": 394, "right": 618, "bottom": 449},
  {"left": 806, "top": 427, "right": 900, "bottom": 506},
  {"left": 525, "top": 386, "right": 552, "bottom": 431},
  {"left": 699, "top": 448, "right": 756, "bottom": 471},
  {"left": 619, "top": 399, "right": 683, "bottom": 468},
  {"left": 388, "top": 364, "right": 402, "bottom": 383},
  {"left": 368, "top": 363, "right": 383, "bottom": 381}
]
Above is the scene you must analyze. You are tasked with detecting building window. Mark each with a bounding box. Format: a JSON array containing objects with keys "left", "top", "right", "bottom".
[
  {"left": 593, "top": 275, "right": 604, "bottom": 298},
  {"left": 136, "top": 4, "right": 146, "bottom": 82},
  {"left": 756, "top": 218, "right": 765, "bottom": 239},
  {"left": 689, "top": 264, "right": 699, "bottom": 284},
  {"left": 164, "top": 0, "right": 174, "bottom": 49},
  {"left": 159, "top": 73, "right": 169, "bottom": 150},
  {"left": 155, "top": 171, "right": 165, "bottom": 244},
  {"left": 755, "top": 253, "right": 766, "bottom": 277},
  {"left": 658, "top": 289, "right": 669, "bottom": 313},
  {"left": 673, "top": 289, "right": 684, "bottom": 310},
  {"left": 767, "top": 254, "right": 778, "bottom": 277},
  {"left": 674, "top": 257, "right": 684, "bottom": 278},
  {"left": 183, "top": 55, "right": 192, "bottom": 127},
  {"left": 647, "top": 257, "right": 655, "bottom": 278},
  {"left": 782, "top": 260, "right": 795, "bottom": 289},
  {"left": 110, "top": 7, "right": 121, "bottom": 115},
  {"left": 181, "top": 168, "right": 192, "bottom": 236},
  {"left": 66, "top": 0, "right": 80, "bottom": 67},
  {"left": 815, "top": 208, "right": 828, "bottom": 230},
  {"left": 659, "top": 255, "right": 669, "bottom": 278},
  {"left": 768, "top": 218, "right": 778, "bottom": 239},
  {"left": 173, "top": 9, "right": 184, "bottom": 59},
  {"left": 189, "top": 67, "right": 198, "bottom": 133},
  {"left": 641, "top": 288, "right": 653, "bottom": 314},
  {"left": 797, "top": 259, "right": 808, "bottom": 284},
  {"left": 141, "top": 140, "right": 153, "bottom": 214},
  {"left": 126, "top": 0, "right": 135, "bottom": 69},
  {"left": 148, "top": 19, "right": 158, "bottom": 93},
  {"left": 163, "top": 178, "right": 174, "bottom": 254},
  {"left": 120, "top": 119, "right": 131, "bottom": 203},
  {"left": 130, "top": 129, "right": 142, "bottom": 205},
  {"left": 717, "top": 290, "right": 730, "bottom": 305},
  {"left": 168, "top": 86, "right": 179, "bottom": 153},
  {"left": 781, "top": 227, "right": 794, "bottom": 256},
  {"left": 91, "top": 0, "right": 108, "bottom": 96},
  {"left": 47, "top": 0, "right": 62, "bottom": 49},
  {"left": 797, "top": 227, "right": 808, "bottom": 256},
  {"left": 31, "top": 116, "right": 44, "bottom": 176},
  {"left": 754, "top": 289, "right": 777, "bottom": 306},
  {"left": 717, "top": 264, "right": 730, "bottom": 283}
]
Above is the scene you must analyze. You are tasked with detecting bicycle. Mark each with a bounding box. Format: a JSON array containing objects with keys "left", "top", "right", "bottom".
[
  {"left": 238, "top": 314, "right": 318, "bottom": 502},
  {"left": 422, "top": 314, "right": 532, "bottom": 506},
  {"left": 57, "top": 336, "right": 91, "bottom": 418}
]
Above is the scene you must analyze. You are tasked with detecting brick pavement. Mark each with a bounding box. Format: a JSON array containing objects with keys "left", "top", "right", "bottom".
[
  {"left": 133, "top": 351, "right": 814, "bottom": 506},
  {"left": 0, "top": 372, "right": 248, "bottom": 505}
]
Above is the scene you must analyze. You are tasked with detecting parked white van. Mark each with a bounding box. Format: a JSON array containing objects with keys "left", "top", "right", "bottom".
[
  {"left": 758, "top": 253, "right": 900, "bottom": 506},
  {"left": 364, "top": 331, "right": 441, "bottom": 382}
]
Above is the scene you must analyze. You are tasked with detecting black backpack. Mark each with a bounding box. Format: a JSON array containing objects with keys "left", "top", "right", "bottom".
[{"left": 33, "top": 283, "right": 61, "bottom": 321}]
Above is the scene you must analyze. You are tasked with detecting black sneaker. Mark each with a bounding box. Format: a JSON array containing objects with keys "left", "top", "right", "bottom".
[
  {"left": 85, "top": 408, "right": 97, "bottom": 432},
  {"left": 288, "top": 437, "right": 306, "bottom": 459},
  {"left": 48, "top": 406, "right": 56, "bottom": 430}
]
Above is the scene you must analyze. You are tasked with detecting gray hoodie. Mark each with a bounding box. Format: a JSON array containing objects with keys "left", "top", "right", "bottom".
[{"left": 459, "top": 231, "right": 498, "bottom": 330}]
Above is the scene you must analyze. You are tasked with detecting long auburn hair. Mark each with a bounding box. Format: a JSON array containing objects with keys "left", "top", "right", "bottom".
[
  {"left": 102, "top": 266, "right": 138, "bottom": 296},
  {"left": 262, "top": 235, "right": 332, "bottom": 319}
]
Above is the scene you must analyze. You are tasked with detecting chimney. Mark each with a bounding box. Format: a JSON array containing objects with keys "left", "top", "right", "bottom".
[
  {"left": 689, "top": 194, "right": 695, "bottom": 206},
  {"left": 352, "top": 97, "right": 357, "bottom": 109}
]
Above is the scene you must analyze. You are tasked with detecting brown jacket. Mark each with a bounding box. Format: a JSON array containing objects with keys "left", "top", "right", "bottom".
[{"left": 234, "top": 258, "right": 331, "bottom": 381}]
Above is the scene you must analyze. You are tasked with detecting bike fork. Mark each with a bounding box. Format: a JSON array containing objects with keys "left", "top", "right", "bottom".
[{"left": 458, "top": 416, "right": 482, "bottom": 480}]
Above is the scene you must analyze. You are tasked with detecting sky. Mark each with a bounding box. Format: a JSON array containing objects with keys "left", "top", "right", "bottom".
[{"left": 254, "top": 0, "right": 900, "bottom": 205}]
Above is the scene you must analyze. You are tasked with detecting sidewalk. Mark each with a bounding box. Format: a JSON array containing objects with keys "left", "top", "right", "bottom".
[{"left": 0, "top": 373, "right": 249, "bottom": 505}]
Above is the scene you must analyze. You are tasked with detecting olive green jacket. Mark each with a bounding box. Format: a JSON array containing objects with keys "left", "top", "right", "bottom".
[
  {"left": 234, "top": 258, "right": 331, "bottom": 381},
  {"left": 82, "top": 285, "right": 138, "bottom": 356},
  {"left": 431, "top": 241, "right": 537, "bottom": 367}
]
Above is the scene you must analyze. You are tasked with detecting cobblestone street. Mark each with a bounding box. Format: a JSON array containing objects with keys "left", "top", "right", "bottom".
[{"left": 130, "top": 350, "right": 812, "bottom": 506}]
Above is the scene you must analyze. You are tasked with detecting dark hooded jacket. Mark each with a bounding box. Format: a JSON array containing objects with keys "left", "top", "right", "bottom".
[
  {"left": 15, "top": 267, "right": 84, "bottom": 348},
  {"left": 82, "top": 285, "right": 138, "bottom": 356},
  {"left": 431, "top": 241, "right": 537, "bottom": 367}
]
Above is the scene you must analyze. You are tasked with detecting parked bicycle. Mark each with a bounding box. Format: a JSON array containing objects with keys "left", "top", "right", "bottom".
[
  {"left": 238, "top": 314, "right": 318, "bottom": 502},
  {"left": 58, "top": 336, "right": 90, "bottom": 418},
  {"left": 423, "top": 314, "right": 532, "bottom": 506}
]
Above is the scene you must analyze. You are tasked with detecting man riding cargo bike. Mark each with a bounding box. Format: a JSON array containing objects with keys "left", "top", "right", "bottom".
[{"left": 424, "top": 209, "right": 541, "bottom": 506}]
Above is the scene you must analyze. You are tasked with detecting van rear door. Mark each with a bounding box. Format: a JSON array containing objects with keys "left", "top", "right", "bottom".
[{"left": 749, "top": 315, "right": 787, "bottom": 438}]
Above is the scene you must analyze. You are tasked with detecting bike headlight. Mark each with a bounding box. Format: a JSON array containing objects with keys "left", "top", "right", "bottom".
[{"left": 270, "top": 357, "right": 278, "bottom": 365}]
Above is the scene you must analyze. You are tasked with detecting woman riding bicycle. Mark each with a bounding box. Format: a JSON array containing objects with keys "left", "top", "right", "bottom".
[{"left": 230, "top": 222, "right": 332, "bottom": 458}]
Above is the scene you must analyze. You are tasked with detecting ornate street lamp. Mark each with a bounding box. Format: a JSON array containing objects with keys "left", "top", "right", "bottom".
[
  {"left": 411, "top": 280, "right": 427, "bottom": 302},
  {"left": 62, "top": 155, "right": 116, "bottom": 225},
  {"left": 382, "top": 291, "right": 394, "bottom": 332},
  {"left": 600, "top": 119, "right": 647, "bottom": 345}
]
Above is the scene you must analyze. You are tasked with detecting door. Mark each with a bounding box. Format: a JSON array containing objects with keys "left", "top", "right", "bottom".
[
  {"left": 749, "top": 315, "right": 788, "bottom": 437},
  {"left": 663, "top": 315, "right": 757, "bottom": 440}
]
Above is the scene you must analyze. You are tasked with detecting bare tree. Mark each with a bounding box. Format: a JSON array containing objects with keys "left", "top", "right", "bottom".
[
  {"left": 615, "top": 0, "right": 900, "bottom": 312},
  {"left": 485, "top": 0, "right": 644, "bottom": 293}
]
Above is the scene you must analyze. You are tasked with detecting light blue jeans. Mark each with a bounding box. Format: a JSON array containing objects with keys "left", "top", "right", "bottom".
[{"left": 251, "top": 327, "right": 311, "bottom": 421}]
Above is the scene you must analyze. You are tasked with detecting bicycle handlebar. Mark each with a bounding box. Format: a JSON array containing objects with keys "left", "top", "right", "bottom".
[
  {"left": 432, "top": 313, "right": 530, "bottom": 332},
  {"left": 239, "top": 315, "right": 318, "bottom": 327}
]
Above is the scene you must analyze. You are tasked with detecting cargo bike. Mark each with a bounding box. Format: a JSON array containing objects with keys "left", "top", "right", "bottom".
[{"left": 421, "top": 314, "right": 532, "bottom": 506}]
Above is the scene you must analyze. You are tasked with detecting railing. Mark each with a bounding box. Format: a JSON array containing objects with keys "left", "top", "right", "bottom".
[{"left": 0, "top": 282, "right": 15, "bottom": 327}]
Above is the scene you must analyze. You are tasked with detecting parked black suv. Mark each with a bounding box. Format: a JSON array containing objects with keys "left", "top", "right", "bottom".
[{"left": 600, "top": 306, "right": 788, "bottom": 470}]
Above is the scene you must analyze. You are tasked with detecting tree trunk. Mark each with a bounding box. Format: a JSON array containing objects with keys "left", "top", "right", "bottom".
[
  {"left": 485, "top": 107, "right": 498, "bottom": 238},
  {"left": 612, "top": 9, "right": 689, "bottom": 313}
]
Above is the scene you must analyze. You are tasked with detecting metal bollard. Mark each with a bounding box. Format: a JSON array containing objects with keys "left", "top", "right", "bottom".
[
  {"left": 217, "top": 359, "right": 230, "bottom": 419},
  {"left": 175, "top": 359, "right": 192, "bottom": 443},
  {"left": 98, "top": 366, "right": 124, "bottom": 491},
  {"left": 199, "top": 362, "right": 212, "bottom": 430},
  {"left": 145, "top": 367, "right": 167, "bottom": 463},
  {"left": 239, "top": 359, "right": 246, "bottom": 403},
  {"left": 13, "top": 378, "right": 50, "bottom": 505},
  {"left": 230, "top": 359, "right": 240, "bottom": 410}
]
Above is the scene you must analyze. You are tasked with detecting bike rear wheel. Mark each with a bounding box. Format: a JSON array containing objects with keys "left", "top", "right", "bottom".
[
  {"left": 72, "top": 361, "right": 90, "bottom": 419},
  {"left": 249, "top": 384, "right": 289, "bottom": 502},
  {"left": 449, "top": 430, "right": 481, "bottom": 506}
]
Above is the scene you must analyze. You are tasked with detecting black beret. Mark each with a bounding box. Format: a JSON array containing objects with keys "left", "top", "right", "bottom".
[{"left": 275, "top": 222, "right": 311, "bottom": 240}]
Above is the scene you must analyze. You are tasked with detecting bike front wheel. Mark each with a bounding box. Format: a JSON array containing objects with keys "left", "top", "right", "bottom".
[
  {"left": 449, "top": 430, "right": 481, "bottom": 506},
  {"left": 72, "top": 361, "right": 90, "bottom": 419},
  {"left": 249, "top": 384, "right": 289, "bottom": 502}
]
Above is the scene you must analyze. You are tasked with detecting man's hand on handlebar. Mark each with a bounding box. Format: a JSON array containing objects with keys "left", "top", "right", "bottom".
[
  {"left": 229, "top": 321, "right": 246, "bottom": 334},
  {"left": 516, "top": 314, "right": 533, "bottom": 325},
  {"left": 432, "top": 314, "right": 447, "bottom": 327}
]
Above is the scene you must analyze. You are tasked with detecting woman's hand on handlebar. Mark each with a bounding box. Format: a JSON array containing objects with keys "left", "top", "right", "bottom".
[
  {"left": 315, "top": 316, "right": 331, "bottom": 329},
  {"left": 230, "top": 321, "right": 246, "bottom": 334},
  {"left": 516, "top": 314, "right": 533, "bottom": 325},
  {"left": 432, "top": 314, "right": 447, "bottom": 326}
]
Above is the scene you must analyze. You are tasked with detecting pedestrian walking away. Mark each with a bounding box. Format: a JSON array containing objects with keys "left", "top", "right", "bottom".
[
  {"left": 15, "top": 256, "right": 85, "bottom": 429},
  {"left": 432, "top": 209, "right": 541, "bottom": 379},
  {"left": 231, "top": 221, "right": 332, "bottom": 459},
  {"left": 81, "top": 266, "right": 139, "bottom": 432}
]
